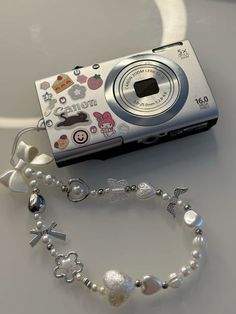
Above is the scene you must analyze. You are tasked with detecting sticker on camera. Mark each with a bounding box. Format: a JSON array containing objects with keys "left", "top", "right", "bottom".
[
  {"left": 72, "top": 129, "right": 90, "bottom": 145},
  {"left": 68, "top": 84, "right": 86, "bottom": 100},
  {"left": 87, "top": 74, "right": 103, "bottom": 90},
  {"left": 52, "top": 74, "right": 74, "bottom": 94},
  {"left": 54, "top": 135, "right": 70, "bottom": 150},
  {"left": 93, "top": 111, "right": 116, "bottom": 137},
  {"left": 53, "top": 99, "right": 97, "bottom": 116},
  {"left": 55, "top": 112, "right": 91, "bottom": 130}
]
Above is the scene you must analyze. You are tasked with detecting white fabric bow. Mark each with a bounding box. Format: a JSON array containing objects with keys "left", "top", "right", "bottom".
[{"left": 0, "top": 141, "right": 53, "bottom": 193}]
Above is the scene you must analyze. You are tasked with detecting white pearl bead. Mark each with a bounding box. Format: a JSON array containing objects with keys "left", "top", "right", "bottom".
[
  {"left": 190, "top": 260, "right": 199, "bottom": 270},
  {"left": 56, "top": 180, "right": 62, "bottom": 187},
  {"left": 99, "top": 286, "right": 106, "bottom": 295},
  {"left": 36, "top": 221, "right": 43, "bottom": 229},
  {"left": 34, "top": 213, "right": 41, "bottom": 220},
  {"left": 192, "top": 250, "right": 202, "bottom": 260},
  {"left": 162, "top": 192, "right": 170, "bottom": 200},
  {"left": 36, "top": 171, "right": 43, "bottom": 179},
  {"left": 24, "top": 168, "right": 34, "bottom": 178},
  {"left": 44, "top": 174, "right": 53, "bottom": 185},
  {"left": 72, "top": 186, "right": 82, "bottom": 195},
  {"left": 193, "top": 235, "right": 207, "bottom": 250},
  {"left": 90, "top": 190, "right": 97, "bottom": 197},
  {"left": 92, "top": 284, "right": 98, "bottom": 292},
  {"left": 50, "top": 248, "right": 57, "bottom": 256},
  {"left": 76, "top": 273, "right": 82, "bottom": 281},
  {"left": 177, "top": 200, "right": 183, "bottom": 206},
  {"left": 29, "top": 180, "right": 38, "bottom": 188},
  {"left": 42, "top": 234, "right": 50, "bottom": 243},
  {"left": 181, "top": 266, "right": 191, "bottom": 277},
  {"left": 104, "top": 188, "right": 110, "bottom": 193}
]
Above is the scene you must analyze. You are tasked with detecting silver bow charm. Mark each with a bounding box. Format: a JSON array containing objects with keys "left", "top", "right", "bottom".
[
  {"left": 166, "top": 187, "right": 188, "bottom": 218},
  {"left": 30, "top": 221, "right": 66, "bottom": 247},
  {"left": 0, "top": 141, "right": 53, "bottom": 193}
]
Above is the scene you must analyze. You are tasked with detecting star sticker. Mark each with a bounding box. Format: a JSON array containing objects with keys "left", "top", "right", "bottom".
[
  {"left": 166, "top": 187, "right": 188, "bottom": 218},
  {"left": 29, "top": 221, "right": 66, "bottom": 247},
  {"left": 42, "top": 92, "right": 53, "bottom": 102}
]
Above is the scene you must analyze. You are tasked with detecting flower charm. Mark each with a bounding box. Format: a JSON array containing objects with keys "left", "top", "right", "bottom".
[
  {"left": 54, "top": 252, "right": 83, "bottom": 283},
  {"left": 166, "top": 187, "right": 188, "bottom": 217},
  {"left": 68, "top": 84, "right": 86, "bottom": 100},
  {"left": 0, "top": 141, "right": 53, "bottom": 193}
]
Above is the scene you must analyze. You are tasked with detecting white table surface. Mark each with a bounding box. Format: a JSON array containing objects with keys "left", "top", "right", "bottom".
[{"left": 0, "top": 1, "right": 235, "bottom": 313}]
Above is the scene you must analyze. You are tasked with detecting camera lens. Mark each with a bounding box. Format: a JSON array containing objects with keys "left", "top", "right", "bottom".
[
  {"left": 105, "top": 54, "right": 188, "bottom": 126},
  {"left": 134, "top": 78, "right": 159, "bottom": 98}
]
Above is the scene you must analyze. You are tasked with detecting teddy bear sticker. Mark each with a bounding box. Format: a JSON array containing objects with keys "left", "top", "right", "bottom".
[{"left": 93, "top": 111, "right": 116, "bottom": 137}]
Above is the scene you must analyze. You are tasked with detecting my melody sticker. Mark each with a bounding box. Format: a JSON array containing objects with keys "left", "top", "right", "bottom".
[{"left": 93, "top": 112, "right": 116, "bottom": 137}]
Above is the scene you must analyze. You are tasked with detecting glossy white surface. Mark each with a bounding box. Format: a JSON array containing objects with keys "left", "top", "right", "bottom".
[{"left": 0, "top": 1, "right": 236, "bottom": 313}]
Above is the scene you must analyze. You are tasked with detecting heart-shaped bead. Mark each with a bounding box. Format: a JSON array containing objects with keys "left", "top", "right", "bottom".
[
  {"left": 141, "top": 275, "right": 162, "bottom": 295},
  {"left": 103, "top": 270, "right": 134, "bottom": 307},
  {"left": 136, "top": 182, "right": 156, "bottom": 199}
]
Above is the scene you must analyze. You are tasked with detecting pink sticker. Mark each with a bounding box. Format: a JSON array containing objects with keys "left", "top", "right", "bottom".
[
  {"left": 93, "top": 111, "right": 116, "bottom": 137},
  {"left": 87, "top": 74, "right": 103, "bottom": 90}
]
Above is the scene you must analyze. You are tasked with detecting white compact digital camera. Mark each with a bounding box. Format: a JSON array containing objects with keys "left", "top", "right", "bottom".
[{"left": 35, "top": 40, "right": 218, "bottom": 167}]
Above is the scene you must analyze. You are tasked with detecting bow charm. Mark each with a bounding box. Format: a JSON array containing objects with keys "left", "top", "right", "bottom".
[
  {"left": 0, "top": 141, "right": 53, "bottom": 193},
  {"left": 30, "top": 221, "right": 66, "bottom": 247}
]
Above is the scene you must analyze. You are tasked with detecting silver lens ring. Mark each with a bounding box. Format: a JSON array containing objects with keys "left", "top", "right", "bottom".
[{"left": 105, "top": 54, "right": 189, "bottom": 126}]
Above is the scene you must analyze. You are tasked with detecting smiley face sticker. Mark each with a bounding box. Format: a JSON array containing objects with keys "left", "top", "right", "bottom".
[{"left": 72, "top": 129, "right": 89, "bottom": 145}]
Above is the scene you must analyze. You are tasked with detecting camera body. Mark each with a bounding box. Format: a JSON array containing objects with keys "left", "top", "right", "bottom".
[{"left": 35, "top": 40, "right": 218, "bottom": 167}]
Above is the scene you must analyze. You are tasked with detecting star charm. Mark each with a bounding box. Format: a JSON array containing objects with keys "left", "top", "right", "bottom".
[
  {"left": 54, "top": 251, "right": 83, "bottom": 283},
  {"left": 166, "top": 187, "right": 188, "bottom": 218}
]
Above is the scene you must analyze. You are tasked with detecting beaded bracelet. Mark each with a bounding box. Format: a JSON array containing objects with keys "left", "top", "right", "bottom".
[{"left": 0, "top": 136, "right": 207, "bottom": 307}]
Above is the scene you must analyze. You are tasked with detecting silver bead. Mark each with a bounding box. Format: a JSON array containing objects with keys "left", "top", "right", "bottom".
[
  {"left": 61, "top": 185, "right": 69, "bottom": 192},
  {"left": 56, "top": 180, "right": 63, "bottom": 187},
  {"left": 36, "top": 221, "right": 43, "bottom": 229},
  {"left": 29, "top": 180, "right": 38, "bottom": 188},
  {"left": 103, "top": 270, "right": 135, "bottom": 306},
  {"left": 162, "top": 192, "right": 170, "bottom": 200},
  {"left": 190, "top": 260, "right": 199, "bottom": 270},
  {"left": 168, "top": 273, "right": 183, "bottom": 288},
  {"left": 192, "top": 250, "right": 202, "bottom": 260},
  {"left": 44, "top": 174, "right": 54, "bottom": 185},
  {"left": 141, "top": 275, "right": 162, "bottom": 295},
  {"left": 184, "top": 210, "right": 203, "bottom": 228},
  {"left": 36, "top": 171, "right": 43, "bottom": 179},
  {"left": 156, "top": 189, "right": 162, "bottom": 196},
  {"left": 193, "top": 235, "right": 207, "bottom": 250},
  {"left": 184, "top": 204, "right": 191, "bottom": 211},
  {"left": 42, "top": 234, "right": 50, "bottom": 243},
  {"left": 92, "top": 284, "right": 98, "bottom": 292},
  {"left": 181, "top": 266, "right": 191, "bottom": 277},
  {"left": 24, "top": 168, "right": 34, "bottom": 178}
]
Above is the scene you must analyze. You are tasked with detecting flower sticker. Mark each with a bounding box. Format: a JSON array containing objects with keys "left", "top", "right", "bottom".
[
  {"left": 68, "top": 84, "right": 86, "bottom": 100},
  {"left": 40, "top": 81, "right": 50, "bottom": 90},
  {"left": 54, "top": 251, "right": 83, "bottom": 283}
]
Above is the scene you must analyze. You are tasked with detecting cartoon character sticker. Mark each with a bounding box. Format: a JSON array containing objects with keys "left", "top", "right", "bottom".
[
  {"left": 55, "top": 112, "right": 91, "bottom": 129},
  {"left": 87, "top": 74, "right": 103, "bottom": 90},
  {"left": 93, "top": 111, "right": 116, "bottom": 137},
  {"left": 54, "top": 135, "right": 69, "bottom": 150}
]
